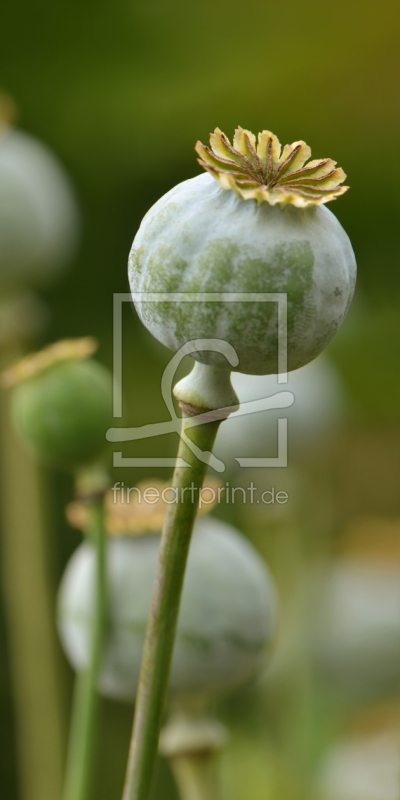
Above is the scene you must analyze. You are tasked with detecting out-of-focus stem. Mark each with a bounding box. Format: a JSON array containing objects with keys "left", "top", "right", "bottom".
[
  {"left": 0, "top": 310, "right": 66, "bottom": 800},
  {"left": 62, "top": 470, "right": 108, "bottom": 800},
  {"left": 170, "top": 754, "right": 222, "bottom": 800},
  {"left": 159, "top": 710, "right": 227, "bottom": 800}
]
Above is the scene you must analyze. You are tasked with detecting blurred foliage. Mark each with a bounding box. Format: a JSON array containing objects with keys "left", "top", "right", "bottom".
[{"left": 1, "top": 0, "right": 400, "bottom": 798}]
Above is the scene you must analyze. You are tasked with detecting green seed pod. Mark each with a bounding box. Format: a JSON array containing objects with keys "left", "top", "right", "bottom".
[
  {"left": 129, "top": 127, "right": 356, "bottom": 375},
  {"left": 3, "top": 338, "right": 112, "bottom": 469},
  {"left": 58, "top": 516, "right": 277, "bottom": 703}
]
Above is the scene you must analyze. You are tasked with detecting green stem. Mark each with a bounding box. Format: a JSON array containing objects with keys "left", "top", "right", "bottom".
[
  {"left": 0, "top": 391, "right": 67, "bottom": 800},
  {"left": 62, "top": 498, "right": 107, "bottom": 800},
  {"left": 0, "top": 319, "right": 66, "bottom": 800},
  {"left": 169, "top": 753, "right": 222, "bottom": 800},
  {"left": 159, "top": 708, "right": 227, "bottom": 800},
  {"left": 122, "top": 415, "right": 221, "bottom": 800}
]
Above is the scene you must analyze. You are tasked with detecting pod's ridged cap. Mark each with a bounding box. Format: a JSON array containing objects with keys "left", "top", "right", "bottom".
[
  {"left": 66, "top": 478, "right": 221, "bottom": 536},
  {"left": 2, "top": 336, "right": 98, "bottom": 387},
  {"left": 196, "top": 127, "right": 349, "bottom": 207}
]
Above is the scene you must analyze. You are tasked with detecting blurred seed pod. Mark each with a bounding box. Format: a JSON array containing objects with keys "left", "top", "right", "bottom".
[
  {"left": 3, "top": 338, "right": 112, "bottom": 469},
  {"left": 58, "top": 516, "right": 277, "bottom": 703},
  {"left": 0, "top": 92, "right": 79, "bottom": 292},
  {"left": 315, "top": 727, "right": 400, "bottom": 800},
  {"left": 311, "top": 517, "right": 400, "bottom": 699},
  {"left": 213, "top": 354, "right": 346, "bottom": 470}
]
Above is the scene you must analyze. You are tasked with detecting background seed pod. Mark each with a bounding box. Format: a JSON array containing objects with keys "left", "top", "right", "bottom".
[
  {"left": 0, "top": 127, "right": 79, "bottom": 292},
  {"left": 11, "top": 357, "right": 112, "bottom": 469},
  {"left": 213, "top": 354, "right": 346, "bottom": 468},
  {"left": 311, "top": 560, "right": 400, "bottom": 699},
  {"left": 58, "top": 516, "right": 278, "bottom": 703},
  {"left": 315, "top": 729, "right": 400, "bottom": 800}
]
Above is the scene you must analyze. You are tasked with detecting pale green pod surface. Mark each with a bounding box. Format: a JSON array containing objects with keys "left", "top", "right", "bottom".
[
  {"left": 315, "top": 731, "right": 400, "bottom": 800},
  {"left": 129, "top": 173, "right": 356, "bottom": 375},
  {"left": 0, "top": 127, "right": 79, "bottom": 292},
  {"left": 311, "top": 561, "right": 400, "bottom": 697},
  {"left": 58, "top": 517, "right": 277, "bottom": 703},
  {"left": 11, "top": 358, "right": 112, "bottom": 469}
]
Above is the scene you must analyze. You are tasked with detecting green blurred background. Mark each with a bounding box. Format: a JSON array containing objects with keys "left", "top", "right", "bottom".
[{"left": 1, "top": 0, "right": 400, "bottom": 798}]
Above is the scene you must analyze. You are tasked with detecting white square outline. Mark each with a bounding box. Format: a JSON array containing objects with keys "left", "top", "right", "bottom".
[{"left": 113, "top": 292, "right": 288, "bottom": 418}]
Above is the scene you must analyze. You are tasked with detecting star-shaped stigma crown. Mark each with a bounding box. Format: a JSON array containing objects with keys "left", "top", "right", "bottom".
[{"left": 195, "top": 127, "right": 349, "bottom": 207}]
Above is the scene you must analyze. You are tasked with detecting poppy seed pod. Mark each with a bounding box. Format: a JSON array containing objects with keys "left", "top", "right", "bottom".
[
  {"left": 3, "top": 338, "right": 112, "bottom": 469},
  {"left": 316, "top": 729, "right": 400, "bottom": 800},
  {"left": 312, "top": 560, "right": 400, "bottom": 697},
  {"left": 129, "top": 127, "right": 356, "bottom": 375},
  {"left": 309, "top": 516, "right": 400, "bottom": 699},
  {"left": 0, "top": 93, "right": 79, "bottom": 292},
  {"left": 58, "top": 516, "right": 277, "bottom": 703}
]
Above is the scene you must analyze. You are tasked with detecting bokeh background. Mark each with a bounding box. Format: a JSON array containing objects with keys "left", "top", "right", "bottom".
[{"left": 1, "top": 0, "right": 400, "bottom": 798}]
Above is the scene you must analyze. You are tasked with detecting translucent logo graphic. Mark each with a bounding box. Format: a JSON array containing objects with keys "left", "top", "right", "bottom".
[{"left": 106, "top": 293, "right": 294, "bottom": 471}]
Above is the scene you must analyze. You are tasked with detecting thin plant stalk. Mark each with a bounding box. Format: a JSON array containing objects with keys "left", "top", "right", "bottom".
[
  {"left": 0, "top": 330, "right": 66, "bottom": 800},
  {"left": 169, "top": 753, "right": 222, "bottom": 800},
  {"left": 62, "top": 496, "right": 107, "bottom": 800},
  {"left": 122, "top": 414, "right": 220, "bottom": 800}
]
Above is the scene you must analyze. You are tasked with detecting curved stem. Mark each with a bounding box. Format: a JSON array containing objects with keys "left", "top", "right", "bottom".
[
  {"left": 122, "top": 414, "right": 221, "bottom": 800},
  {"left": 62, "top": 496, "right": 107, "bottom": 800}
]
